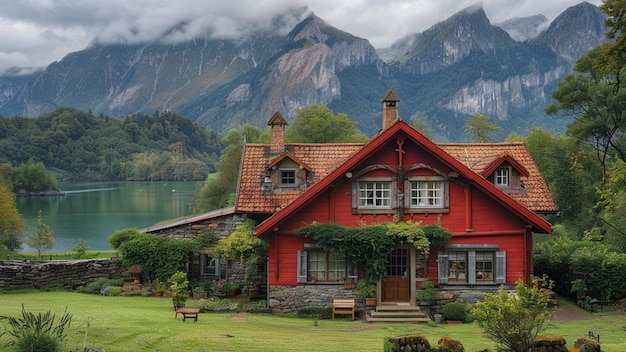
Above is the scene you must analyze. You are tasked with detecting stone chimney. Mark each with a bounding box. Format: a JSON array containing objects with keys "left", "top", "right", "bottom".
[
  {"left": 268, "top": 111, "right": 288, "bottom": 154},
  {"left": 381, "top": 88, "right": 400, "bottom": 130}
]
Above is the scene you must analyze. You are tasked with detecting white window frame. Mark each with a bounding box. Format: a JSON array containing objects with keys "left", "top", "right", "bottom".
[
  {"left": 353, "top": 179, "right": 394, "bottom": 211},
  {"left": 405, "top": 177, "right": 449, "bottom": 212},
  {"left": 495, "top": 167, "right": 510, "bottom": 187}
]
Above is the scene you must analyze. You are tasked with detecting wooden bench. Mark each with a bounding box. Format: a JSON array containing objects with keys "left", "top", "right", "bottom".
[
  {"left": 332, "top": 299, "right": 355, "bottom": 320},
  {"left": 175, "top": 307, "right": 200, "bottom": 322}
]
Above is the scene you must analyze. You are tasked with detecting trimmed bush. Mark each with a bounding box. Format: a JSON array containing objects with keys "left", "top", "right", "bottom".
[
  {"left": 437, "top": 335, "right": 465, "bottom": 352},
  {"left": 443, "top": 301, "right": 467, "bottom": 321}
]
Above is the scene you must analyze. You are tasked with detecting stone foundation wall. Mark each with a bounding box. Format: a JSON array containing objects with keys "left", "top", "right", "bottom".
[
  {"left": 269, "top": 284, "right": 361, "bottom": 313},
  {"left": 0, "top": 258, "right": 125, "bottom": 290}
]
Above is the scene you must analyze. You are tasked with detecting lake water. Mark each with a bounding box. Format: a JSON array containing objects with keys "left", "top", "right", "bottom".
[{"left": 15, "top": 181, "right": 200, "bottom": 252}]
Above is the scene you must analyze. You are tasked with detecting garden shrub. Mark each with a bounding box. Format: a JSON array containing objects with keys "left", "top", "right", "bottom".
[
  {"left": 573, "top": 337, "right": 600, "bottom": 352},
  {"left": 112, "top": 231, "right": 199, "bottom": 282},
  {"left": 437, "top": 335, "right": 465, "bottom": 352},
  {"left": 415, "top": 279, "right": 436, "bottom": 302},
  {"left": 443, "top": 301, "right": 467, "bottom": 321},
  {"left": 297, "top": 306, "right": 332, "bottom": 319},
  {"left": 82, "top": 277, "right": 124, "bottom": 292},
  {"left": 0, "top": 305, "right": 72, "bottom": 352},
  {"left": 191, "top": 298, "right": 241, "bottom": 312}
]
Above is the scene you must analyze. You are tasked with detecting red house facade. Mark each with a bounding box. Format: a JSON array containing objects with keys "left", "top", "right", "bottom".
[{"left": 242, "top": 89, "right": 556, "bottom": 313}]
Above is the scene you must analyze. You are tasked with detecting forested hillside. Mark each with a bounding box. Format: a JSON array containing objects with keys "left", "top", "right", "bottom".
[{"left": 0, "top": 108, "right": 221, "bottom": 181}]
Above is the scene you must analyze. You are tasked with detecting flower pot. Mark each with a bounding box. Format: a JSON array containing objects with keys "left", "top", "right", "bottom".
[
  {"left": 133, "top": 279, "right": 141, "bottom": 284},
  {"left": 344, "top": 284, "right": 356, "bottom": 289},
  {"left": 154, "top": 291, "right": 163, "bottom": 297},
  {"left": 226, "top": 290, "right": 236, "bottom": 297},
  {"left": 446, "top": 320, "right": 463, "bottom": 324},
  {"left": 365, "top": 297, "right": 376, "bottom": 306}
]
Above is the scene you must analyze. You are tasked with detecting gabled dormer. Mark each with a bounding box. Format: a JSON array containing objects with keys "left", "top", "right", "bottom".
[
  {"left": 266, "top": 152, "right": 312, "bottom": 192},
  {"left": 481, "top": 154, "right": 529, "bottom": 191}
]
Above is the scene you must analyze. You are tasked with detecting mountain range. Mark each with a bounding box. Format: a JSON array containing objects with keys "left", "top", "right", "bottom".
[{"left": 0, "top": 2, "right": 607, "bottom": 140}]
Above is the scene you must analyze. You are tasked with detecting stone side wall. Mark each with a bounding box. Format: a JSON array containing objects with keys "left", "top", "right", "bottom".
[
  {"left": 269, "top": 285, "right": 361, "bottom": 313},
  {"left": 0, "top": 258, "right": 125, "bottom": 290}
]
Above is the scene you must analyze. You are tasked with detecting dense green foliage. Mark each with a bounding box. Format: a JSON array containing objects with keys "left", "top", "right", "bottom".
[
  {"left": 472, "top": 280, "right": 553, "bottom": 352},
  {"left": 0, "top": 185, "right": 24, "bottom": 251},
  {"left": 0, "top": 305, "right": 72, "bottom": 352},
  {"left": 534, "top": 237, "right": 626, "bottom": 301},
  {"left": 0, "top": 107, "right": 221, "bottom": 180},
  {"left": 192, "top": 124, "right": 268, "bottom": 213},
  {"left": 12, "top": 160, "right": 59, "bottom": 192},
  {"left": 285, "top": 105, "right": 368, "bottom": 143},
  {"left": 108, "top": 228, "right": 198, "bottom": 282}
]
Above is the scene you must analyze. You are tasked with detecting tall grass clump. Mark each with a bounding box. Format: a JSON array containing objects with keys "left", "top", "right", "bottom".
[{"left": 0, "top": 304, "right": 72, "bottom": 352}]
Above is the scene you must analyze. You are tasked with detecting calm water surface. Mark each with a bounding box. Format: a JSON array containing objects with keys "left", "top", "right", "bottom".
[{"left": 16, "top": 181, "right": 199, "bottom": 252}]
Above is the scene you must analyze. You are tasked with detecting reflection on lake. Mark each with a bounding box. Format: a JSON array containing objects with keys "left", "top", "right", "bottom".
[{"left": 16, "top": 181, "right": 199, "bottom": 252}]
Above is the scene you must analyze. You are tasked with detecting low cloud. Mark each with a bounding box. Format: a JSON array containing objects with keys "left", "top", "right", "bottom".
[{"left": 0, "top": 0, "right": 603, "bottom": 72}]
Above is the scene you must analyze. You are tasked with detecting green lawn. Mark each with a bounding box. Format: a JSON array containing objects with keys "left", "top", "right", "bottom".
[{"left": 0, "top": 291, "right": 624, "bottom": 351}]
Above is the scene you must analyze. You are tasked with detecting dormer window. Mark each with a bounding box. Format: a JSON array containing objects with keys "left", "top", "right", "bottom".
[
  {"left": 494, "top": 167, "right": 510, "bottom": 187},
  {"left": 280, "top": 169, "right": 297, "bottom": 185}
]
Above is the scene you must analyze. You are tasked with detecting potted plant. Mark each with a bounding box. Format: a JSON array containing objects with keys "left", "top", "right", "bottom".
[
  {"left": 153, "top": 279, "right": 166, "bottom": 297},
  {"left": 343, "top": 278, "right": 356, "bottom": 289},
  {"left": 126, "top": 264, "right": 143, "bottom": 284},
  {"left": 443, "top": 301, "right": 467, "bottom": 323},
  {"left": 168, "top": 271, "right": 189, "bottom": 308},
  {"left": 222, "top": 282, "right": 241, "bottom": 297},
  {"left": 355, "top": 280, "right": 377, "bottom": 306},
  {"left": 415, "top": 279, "right": 436, "bottom": 304}
]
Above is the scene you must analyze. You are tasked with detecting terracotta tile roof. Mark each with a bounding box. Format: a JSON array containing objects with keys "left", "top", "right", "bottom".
[
  {"left": 438, "top": 142, "right": 557, "bottom": 213},
  {"left": 235, "top": 143, "right": 363, "bottom": 213},
  {"left": 236, "top": 140, "right": 557, "bottom": 214}
]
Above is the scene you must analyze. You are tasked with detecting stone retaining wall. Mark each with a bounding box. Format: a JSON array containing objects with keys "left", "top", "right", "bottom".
[
  {"left": 146, "top": 213, "right": 246, "bottom": 241},
  {"left": 269, "top": 284, "right": 361, "bottom": 313},
  {"left": 0, "top": 258, "right": 125, "bottom": 290}
]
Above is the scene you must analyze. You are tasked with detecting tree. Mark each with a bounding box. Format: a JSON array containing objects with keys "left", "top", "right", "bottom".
[
  {"left": 546, "top": 47, "right": 626, "bottom": 180},
  {"left": 472, "top": 279, "right": 554, "bottom": 352},
  {"left": 12, "top": 159, "right": 59, "bottom": 193},
  {"left": 285, "top": 105, "right": 368, "bottom": 143},
  {"left": 412, "top": 116, "right": 433, "bottom": 139},
  {"left": 0, "top": 186, "right": 24, "bottom": 251},
  {"left": 463, "top": 113, "right": 502, "bottom": 142},
  {"left": 25, "top": 210, "right": 55, "bottom": 259},
  {"left": 597, "top": 0, "right": 626, "bottom": 86},
  {"left": 192, "top": 124, "right": 268, "bottom": 213}
]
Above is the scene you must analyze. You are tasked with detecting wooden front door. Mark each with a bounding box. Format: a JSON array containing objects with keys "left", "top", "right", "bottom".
[{"left": 382, "top": 248, "right": 410, "bottom": 302}]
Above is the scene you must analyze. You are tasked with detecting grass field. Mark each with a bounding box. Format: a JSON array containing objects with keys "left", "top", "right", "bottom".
[{"left": 0, "top": 290, "right": 624, "bottom": 351}]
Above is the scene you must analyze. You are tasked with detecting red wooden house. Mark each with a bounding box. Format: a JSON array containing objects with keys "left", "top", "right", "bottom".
[{"left": 241, "top": 89, "right": 556, "bottom": 313}]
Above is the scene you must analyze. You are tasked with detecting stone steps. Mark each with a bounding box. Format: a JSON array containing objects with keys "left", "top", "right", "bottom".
[{"left": 366, "top": 304, "right": 431, "bottom": 323}]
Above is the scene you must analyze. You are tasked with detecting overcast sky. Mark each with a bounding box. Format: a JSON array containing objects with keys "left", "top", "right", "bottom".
[{"left": 0, "top": 0, "right": 602, "bottom": 73}]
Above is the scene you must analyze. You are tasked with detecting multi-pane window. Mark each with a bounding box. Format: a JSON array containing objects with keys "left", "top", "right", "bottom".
[
  {"left": 358, "top": 182, "right": 391, "bottom": 208},
  {"left": 448, "top": 252, "right": 467, "bottom": 282},
  {"left": 410, "top": 181, "right": 444, "bottom": 207},
  {"left": 438, "top": 250, "right": 505, "bottom": 285},
  {"left": 495, "top": 167, "right": 510, "bottom": 187},
  {"left": 280, "top": 169, "right": 296, "bottom": 185},
  {"left": 476, "top": 252, "right": 494, "bottom": 282},
  {"left": 307, "top": 251, "right": 346, "bottom": 282}
]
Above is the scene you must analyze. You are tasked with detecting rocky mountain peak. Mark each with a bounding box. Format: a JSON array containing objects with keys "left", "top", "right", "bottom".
[{"left": 536, "top": 1, "right": 606, "bottom": 62}]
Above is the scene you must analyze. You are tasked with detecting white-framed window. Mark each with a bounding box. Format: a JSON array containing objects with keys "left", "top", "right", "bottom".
[
  {"left": 358, "top": 181, "right": 391, "bottom": 208},
  {"left": 297, "top": 250, "right": 357, "bottom": 283},
  {"left": 495, "top": 167, "right": 510, "bottom": 187},
  {"left": 279, "top": 168, "right": 296, "bottom": 185},
  {"left": 410, "top": 180, "right": 444, "bottom": 208},
  {"left": 437, "top": 250, "right": 505, "bottom": 285}
]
